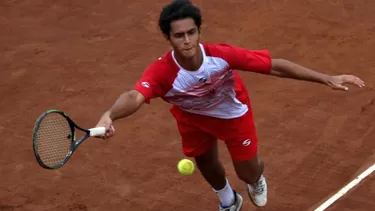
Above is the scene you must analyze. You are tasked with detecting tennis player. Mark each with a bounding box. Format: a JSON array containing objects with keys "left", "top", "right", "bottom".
[{"left": 95, "top": 0, "right": 365, "bottom": 210}]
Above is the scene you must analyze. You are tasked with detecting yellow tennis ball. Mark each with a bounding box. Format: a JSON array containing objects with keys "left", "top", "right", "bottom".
[{"left": 177, "top": 159, "right": 195, "bottom": 175}]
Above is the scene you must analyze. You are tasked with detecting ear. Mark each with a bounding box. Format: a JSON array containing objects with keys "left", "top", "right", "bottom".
[{"left": 163, "top": 33, "right": 170, "bottom": 41}]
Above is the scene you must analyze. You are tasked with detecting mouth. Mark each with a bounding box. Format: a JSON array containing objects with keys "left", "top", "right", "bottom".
[{"left": 184, "top": 47, "right": 194, "bottom": 52}]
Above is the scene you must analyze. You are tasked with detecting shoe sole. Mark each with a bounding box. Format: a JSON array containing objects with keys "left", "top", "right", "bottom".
[{"left": 236, "top": 194, "right": 243, "bottom": 211}]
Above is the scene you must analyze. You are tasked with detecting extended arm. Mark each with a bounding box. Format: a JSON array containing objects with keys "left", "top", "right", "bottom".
[
  {"left": 94, "top": 60, "right": 167, "bottom": 139},
  {"left": 269, "top": 59, "right": 330, "bottom": 84},
  {"left": 95, "top": 90, "right": 145, "bottom": 139},
  {"left": 269, "top": 59, "right": 365, "bottom": 91},
  {"left": 105, "top": 90, "right": 145, "bottom": 121},
  {"left": 215, "top": 44, "right": 365, "bottom": 91}
]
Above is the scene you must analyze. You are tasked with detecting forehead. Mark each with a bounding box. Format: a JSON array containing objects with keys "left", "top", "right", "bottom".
[{"left": 170, "top": 18, "right": 197, "bottom": 33}]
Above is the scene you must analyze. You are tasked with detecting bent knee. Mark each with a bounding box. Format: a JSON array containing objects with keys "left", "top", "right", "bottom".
[{"left": 233, "top": 157, "right": 264, "bottom": 184}]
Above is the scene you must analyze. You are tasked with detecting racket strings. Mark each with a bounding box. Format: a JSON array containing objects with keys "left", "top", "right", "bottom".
[{"left": 36, "top": 113, "right": 72, "bottom": 167}]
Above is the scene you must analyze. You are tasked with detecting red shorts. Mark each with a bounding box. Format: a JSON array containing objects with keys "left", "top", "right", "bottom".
[{"left": 170, "top": 103, "right": 258, "bottom": 162}]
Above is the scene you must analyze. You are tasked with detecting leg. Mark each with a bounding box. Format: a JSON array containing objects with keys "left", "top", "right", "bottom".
[
  {"left": 176, "top": 120, "right": 243, "bottom": 210},
  {"left": 232, "top": 154, "right": 264, "bottom": 185},
  {"left": 194, "top": 140, "right": 226, "bottom": 190},
  {"left": 194, "top": 141, "right": 244, "bottom": 210},
  {"left": 224, "top": 112, "right": 268, "bottom": 207},
  {"left": 232, "top": 154, "right": 267, "bottom": 207}
]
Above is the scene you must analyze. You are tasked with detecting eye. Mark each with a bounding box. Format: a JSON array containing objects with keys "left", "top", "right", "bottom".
[
  {"left": 174, "top": 33, "right": 184, "bottom": 38},
  {"left": 188, "top": 29, "right": 196, "bottom": 35}
]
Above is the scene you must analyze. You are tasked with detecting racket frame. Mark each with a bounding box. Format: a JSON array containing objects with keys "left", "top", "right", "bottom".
[{"left": 32, "top": 110, "right": 94, "bottom": 169}]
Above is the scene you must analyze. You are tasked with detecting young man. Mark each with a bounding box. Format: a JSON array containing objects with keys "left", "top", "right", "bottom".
[{"left": 95, "top": 0, "right": 365, "bottom": 210}]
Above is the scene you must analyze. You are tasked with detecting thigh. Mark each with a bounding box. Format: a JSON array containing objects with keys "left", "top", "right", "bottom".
[
  {"left": 224, "top": 110, "right": 259, "bottom": 162},
  {"left": 176, "top": 120, "right": 217, "bottom": 158}
]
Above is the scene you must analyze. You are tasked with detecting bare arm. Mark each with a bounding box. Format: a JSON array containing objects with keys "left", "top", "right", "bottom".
[
  {"left": 269, "top": 59, "right": 365, "bottom": 90},
  {"left": 106, "top": 90, "right": 145, "bottom": 121},
  {"left": 95, "top": 90, "right": 145, "bottom": 139},
  {"left": 269, "top": 59, "right": 330, "bottom": 85},
  {"left": 95, "top": 60, "right": 167, "bottom": 139},
  {"left": 217, "top": 44, "right": 364, "bottom": 89}
]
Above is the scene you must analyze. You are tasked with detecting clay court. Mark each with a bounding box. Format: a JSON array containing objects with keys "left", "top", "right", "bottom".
[{"left": 1, "top": 0, "right": 375, "bottom": 210}]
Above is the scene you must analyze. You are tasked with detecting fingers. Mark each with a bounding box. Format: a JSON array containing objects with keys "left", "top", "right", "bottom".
[
  {"left": 105, "top": 125, "right": 115, "bottom": 139},
  {"left": 331, "top": 75, "right": 365, "bottom": 91},
  {"left": 345, "top": 75, "right": 365, "bottom": 88},
  {"left": 95, "top": 124, "right": 115, "bottom": 140},
  {"left": 105, "top": 125, "right": 115, "bottom": 138},
  {"left": 354, "top": 77, "right": 365, "bottom": 88}
]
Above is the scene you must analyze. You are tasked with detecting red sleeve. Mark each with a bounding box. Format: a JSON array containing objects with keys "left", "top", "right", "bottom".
[
  {"left": 134, "top": 61, "right": 169, "bottom": 104},
  {"left": 213, "top": 43, "right": 272, "bottom": 74}
]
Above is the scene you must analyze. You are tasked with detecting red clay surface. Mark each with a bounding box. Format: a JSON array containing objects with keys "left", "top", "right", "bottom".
[
  {"left": 326, "top": 171, "right": 375, "bottom": 211},
  {"left": 1, "top": 0, "right": 375, "bottom": 210}
]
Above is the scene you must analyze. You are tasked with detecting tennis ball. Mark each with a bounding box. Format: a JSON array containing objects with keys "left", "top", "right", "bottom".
[{"left": 177, "top": 159, "right": 195, "bottom": 175}]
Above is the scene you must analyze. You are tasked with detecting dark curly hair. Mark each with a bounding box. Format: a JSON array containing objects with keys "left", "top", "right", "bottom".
[{"left": 158, "top": 0, "right": 202, "bottom": 39}]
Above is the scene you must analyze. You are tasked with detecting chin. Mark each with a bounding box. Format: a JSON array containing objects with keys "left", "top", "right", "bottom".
[
  {"left": 183, "top": 52, "right": 196, "bottom": 59},
  {"left": 182, "top": 49, "right": 197, "bottom": 59}
]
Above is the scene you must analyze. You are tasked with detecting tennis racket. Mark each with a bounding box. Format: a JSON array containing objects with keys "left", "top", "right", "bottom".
[{"left": 32, "top": 109, "right": 106, "bottom": 169}]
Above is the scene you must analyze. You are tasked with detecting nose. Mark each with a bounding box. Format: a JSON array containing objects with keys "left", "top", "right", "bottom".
[{"left": 184, "top": 34, "right": 191, "bottom": 44}]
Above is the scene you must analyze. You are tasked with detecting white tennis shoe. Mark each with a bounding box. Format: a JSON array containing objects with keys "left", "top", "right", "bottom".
[{"left": 247, "top": 175, "right": 267, "bottom": 207}]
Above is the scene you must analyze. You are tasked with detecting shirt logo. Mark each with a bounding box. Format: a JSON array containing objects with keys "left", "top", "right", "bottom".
[
  {"left": 199, "top": 77, "right": 208, "bottom": 83},
  {"left": 141, "top": 82, "right": 150, "bottom": 88}
]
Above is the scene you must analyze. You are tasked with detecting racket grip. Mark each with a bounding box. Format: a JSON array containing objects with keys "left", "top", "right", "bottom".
[{"left": 88, "top": 127, "right": 106, "bottom": 136}]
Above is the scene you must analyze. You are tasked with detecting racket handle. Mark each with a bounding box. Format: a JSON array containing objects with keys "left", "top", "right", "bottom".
[{"left": 88, "top": 127, "right": 106, "bottom": 136}]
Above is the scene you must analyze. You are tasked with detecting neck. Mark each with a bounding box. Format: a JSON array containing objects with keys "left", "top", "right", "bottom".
[{"left": 175, "top": 47, "right": 203, "bottom": 71}]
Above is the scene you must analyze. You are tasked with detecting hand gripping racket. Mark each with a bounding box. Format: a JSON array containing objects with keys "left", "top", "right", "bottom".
[{"left": 32, "top": 109, "right": 106, "bottom": 169}]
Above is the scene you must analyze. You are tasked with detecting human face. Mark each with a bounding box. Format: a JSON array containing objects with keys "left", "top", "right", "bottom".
[{"left": 169, "top": 18, "right": 200, "bottom": 59}]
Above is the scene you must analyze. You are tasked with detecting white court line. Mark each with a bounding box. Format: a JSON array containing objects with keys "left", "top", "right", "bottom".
[{"left": 314, "top": 163, "right": 375, "bottom": 211}]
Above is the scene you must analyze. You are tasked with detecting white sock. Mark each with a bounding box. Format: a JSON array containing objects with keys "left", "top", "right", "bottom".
[{"left": 213, "top": 178, "right": 235, "bottom": 207}]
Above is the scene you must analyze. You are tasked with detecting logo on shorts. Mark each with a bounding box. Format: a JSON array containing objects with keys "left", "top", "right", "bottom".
[
  {"left": 141, "top": 82, "right": 150, "bottom": 88},
  {"left": 242, "top": 139, "right": 251, "bottom": 146}
]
